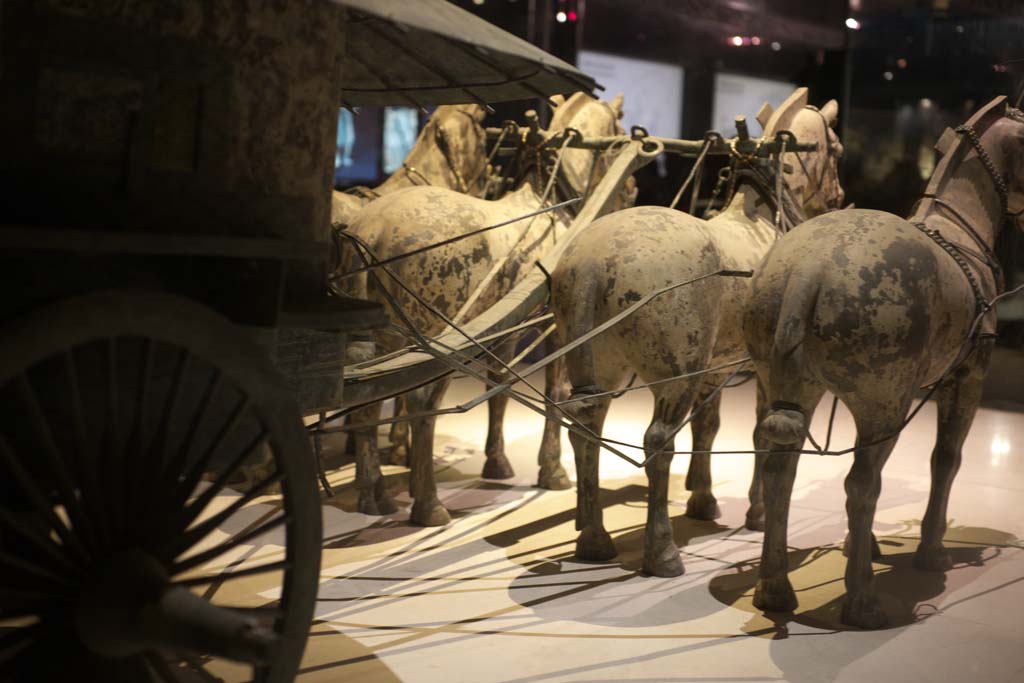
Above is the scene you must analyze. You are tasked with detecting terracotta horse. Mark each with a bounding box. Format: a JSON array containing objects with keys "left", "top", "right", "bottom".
[
  {"left": 551, "top": 88, "right": 845, "bottom": 577},
  {"left": 342, "top": 93, "right": 630, "bottom": 525},
  {"left": 743, "top": 96, "right": 1023, "bottom": 628},
  {"left": 329, "top": 104, "right": 489, "bottom": 246}
]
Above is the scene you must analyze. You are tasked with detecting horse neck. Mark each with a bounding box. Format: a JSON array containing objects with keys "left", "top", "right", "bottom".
[
  {"left": 717, "top": 182, "right": 776, "bottom": 229},
  {"left": 911, "top": 123, "right": 1007, "bottom": 252}
]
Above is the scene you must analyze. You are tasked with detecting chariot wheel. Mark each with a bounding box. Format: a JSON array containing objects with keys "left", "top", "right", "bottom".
[{"left": 0, "top": 290, "right": 321, "bottom": 682}]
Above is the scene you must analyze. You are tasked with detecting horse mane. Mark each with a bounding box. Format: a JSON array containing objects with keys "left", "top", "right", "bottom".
[{"left": 922, "top": 96, "right": 1008, "bottom": 201}]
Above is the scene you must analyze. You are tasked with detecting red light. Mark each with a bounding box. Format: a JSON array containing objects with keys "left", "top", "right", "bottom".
[{"left": 567, "top": 10, "right": 577, "bottom": 21}]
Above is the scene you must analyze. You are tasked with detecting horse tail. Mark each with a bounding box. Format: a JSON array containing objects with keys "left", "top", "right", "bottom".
[{"left": 757, "top": 270, "right": 821, "bottom": 447}]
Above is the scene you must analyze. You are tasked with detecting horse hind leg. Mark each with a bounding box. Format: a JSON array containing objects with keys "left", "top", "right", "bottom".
[
  {"left": 352, "top": 402, "right": 397, "bottom": 516},
  {"left": 684, "top": 383, "right": 722, "bottom": 521},
  {"left": 407, "top": 379, "right": 454, "bottom": 527},
  {"left": 839, "top": 397, "right": 913, "bottom": 629},
  {"left": 643, "top": 384, "right": 702, "bottom": 577},
  {"left": 386, "top": 395, "right": 411, "bottom": 467},
  {"left": 914, "top": 341, "right": 992, "bottom": 571},
  {"left": 745, "top": 378, "right": 769, "bottom": 531},
  {"left": 568, "top": 392, "right": 616, "bottom": 561},
  {"left": 482, "top": 339, "right": 515, "bottom": 480},
  {"left": 537, "top": 333, "right": 571, "bottom": 490},
  {"left": 752, "top": 383, "right": 824, "bottom": 615}
]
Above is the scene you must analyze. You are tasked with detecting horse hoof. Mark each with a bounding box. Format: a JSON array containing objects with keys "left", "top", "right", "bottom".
[
  {"left": 685, "top": 491, "right": 721, "bottom": 521},
  {"left": 374, "top": 488, "right": 398, "bottom": 515},
  {"left": 358, "top": 492, "right": 385, "bottom": 516},
  {"left": 753, "top": 576, "right": 798, "bottom": 613},
  {"left": 386, "top": 444, "right": 408, "bottom": 468},
  {"left": 913, "top": 543, "right": 953, "bottom": 572},
  {"left": 840, "top": 594, "right": 890, "bottom": 629},
  {"left": 744, "top": 513, "right": 765, "bottom": 532},
  {"left": 482, "top": 453, "right": 515, "bottom": 480},
  {"left": 410, "top": 499, "right": 451, "bottom": 527},
  {"left": 643, "top": 544, "right": 684, "bottom": 578},
  {"left": 843, "top": 533, "right": 882, "bottom": 560},
  {"left": 575, "top": 527, "right": 617, "bottom": 561},
  {"left": 537, "top": 466, "right": 571, "bottom": 491}
]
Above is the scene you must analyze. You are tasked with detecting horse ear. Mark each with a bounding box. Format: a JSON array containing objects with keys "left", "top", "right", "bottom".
[
  {"left": 756, "top": 102, "right": 774, "bottom": 129},
  {"left": 609, "top": 93, "right": 625, "bottom": 120},
  {"left": 763, "top": 87, "right": 808, "bottom": 135},
  {"left": 821, "top": 99, "right": 839, "bottom": 128},
  {"left": 469, "top": 104, "right": 487, "bottom": 123},
  {"left": 549, "top": 94, "right": 566, "bottom": 109}
]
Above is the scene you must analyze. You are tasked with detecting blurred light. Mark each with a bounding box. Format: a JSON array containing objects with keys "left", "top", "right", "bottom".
[
  {"left": 956, "top": 24, "right": 965, "bottom": 33},
  {"left": 567, "top": 10, "right": 577, "bottom": 21},
  {"left": 992, "top": 435, "right": 1011, "bottom": 456},
  {"left": 771, "top": 41, "right": 781, "bottom": 51},
  {"left": 472, "top": 0, "right": 485, "bottom": 4},
  {"left": 850, "top": 0, "right": 862, "bottom": 8},
  {"left": 883, "top": 70, "right": 893, "bottom": 81},
  {"left": 555, "top": 10, "right": 567, "bottom": 22},
  {"left": 897, "top": 57, "right": 908, "bottom": 68},
  {"left": 731, "top": 35, "right": 744, "bottom": 46},
  {"left": 845, "top": 17, "right": 861, "bottom": 30},
  {"left": 751, "top": 36, "right": 761, "bottom": 45},
  {"left": 993, "top": 64, "right": 1008, "bottom": 72},
  {"left": 920, "top": 97, "right": 933, "bottom": 108}
]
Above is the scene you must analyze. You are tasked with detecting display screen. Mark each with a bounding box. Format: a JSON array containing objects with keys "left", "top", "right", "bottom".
[
  {"left": 382, "top": 107, "right": 421, "bottom": 175},
  {"left": 577, "top": 50, "right": 684, "bottom": 138},
  {"left": 334, "top": 107, "right": 382, "bottom": 184},
  {"left": 712, "top": 73, "right": 795, "bottom": 138}
]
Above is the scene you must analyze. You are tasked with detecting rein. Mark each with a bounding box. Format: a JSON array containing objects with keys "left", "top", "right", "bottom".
[{"left": 912, "top": 110, "right": 1020, "bottom": 325}]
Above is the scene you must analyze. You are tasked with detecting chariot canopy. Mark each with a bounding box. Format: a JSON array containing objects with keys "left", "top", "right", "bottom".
[{"left": 334, "top": 0, "right": 599, "bottom": 107}]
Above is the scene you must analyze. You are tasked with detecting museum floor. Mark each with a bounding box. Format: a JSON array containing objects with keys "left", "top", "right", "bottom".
[{"left": 208, "top": 371, "right": 1024, "bottom": 682}]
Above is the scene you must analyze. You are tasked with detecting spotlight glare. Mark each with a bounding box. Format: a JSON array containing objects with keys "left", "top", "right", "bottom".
[
  {"left": 751, "top": 36, "right": 761, "bottom": 45},
  {"left": 770, "top": 41, "right": 781, "bottom": 51},
  {"left": 845, "top": 17, "right": 861, "bottom": 30},
  {"left": 555, "top": 10, "right": 567, "bottom": 23},
  {"left": 883, "top": 70, "right": 893, "bottom": 81},
  {"left": 731, "top": 35, "right": 743, "bottom": 46}
]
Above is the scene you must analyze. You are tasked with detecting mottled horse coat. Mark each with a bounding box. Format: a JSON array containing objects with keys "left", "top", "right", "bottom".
[
  {"left": 343, "top": 93, "right": 629, "bottom": 525},
  {"left": 743, "top": 96, "right": 1024, "bottom": 628},
  {"left": 551, "top": 88, "right": 844, "bottom": 577}
]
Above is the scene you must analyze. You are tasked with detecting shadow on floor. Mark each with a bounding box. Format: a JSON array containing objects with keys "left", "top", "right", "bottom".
[{"left": 708, "top": 526, "right": 1021, "bottom": 633}]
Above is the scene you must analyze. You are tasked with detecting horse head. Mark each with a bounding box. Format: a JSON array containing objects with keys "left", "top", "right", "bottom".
[
  {"left": 543, "top": 92, "right": 628, "bottom": 201},
  {"left": 412, "top": 103, "right": 489, "bottom": 195},
  {"left": 762, "top": 87, "right": 845, "bottom": 219}
]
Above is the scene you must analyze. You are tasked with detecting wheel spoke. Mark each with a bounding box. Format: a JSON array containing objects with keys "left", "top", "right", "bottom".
[
  {"left": 0, "top": 436, "right": 88, "bottom": 563},
  {"left": 168, "top": 397, "right": 251, "bottom": 515},
  {"left": 16, "top": 375, "right": 99, "bottom": 553},
  {"left": 158, "top": 370, "right": 224, "bottom": 512},
  {"left": 124, "top": 339, "right": 156, "bottom": 525},
  {"left": 151, "top": 349, "right": 191, "bottom": 474},
  {"left": 0, "top": 624, "right": 38, "bottom": 670},
  {"left": 0, "top": 507, "right": 81, "bottom": 577},
  {"left": 174, "top": 559, "right": 291, "bottom": 588},
  {"left": 170, "top": 431, "right": 268, "bottom": 537},
  {"left": 64, "top": 349, "right": 111, "bottom": 550},
  {"left": 0, "top": 551, "right": 77, "bottom": 590},
  {"left": 164, "top": 469, "right": 283, "bottom": 562},
  {"left": 173, "top": 514, "right": 289, "bottom": 576}
]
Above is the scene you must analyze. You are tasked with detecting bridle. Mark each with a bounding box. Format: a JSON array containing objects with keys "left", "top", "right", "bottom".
[
  {"left": 913, "top": 107, "right": 1024, "bottom": 322},
  {"left": 403, "top": 108, "right": 487, "bottom": 195},
  {"left": 791, "top": 105, "right": 843, "bottom": 213}
]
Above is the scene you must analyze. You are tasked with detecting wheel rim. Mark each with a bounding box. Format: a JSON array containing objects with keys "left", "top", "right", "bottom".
[{"left": 0, "top": 291, "right": 321, "bottom": 682}]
